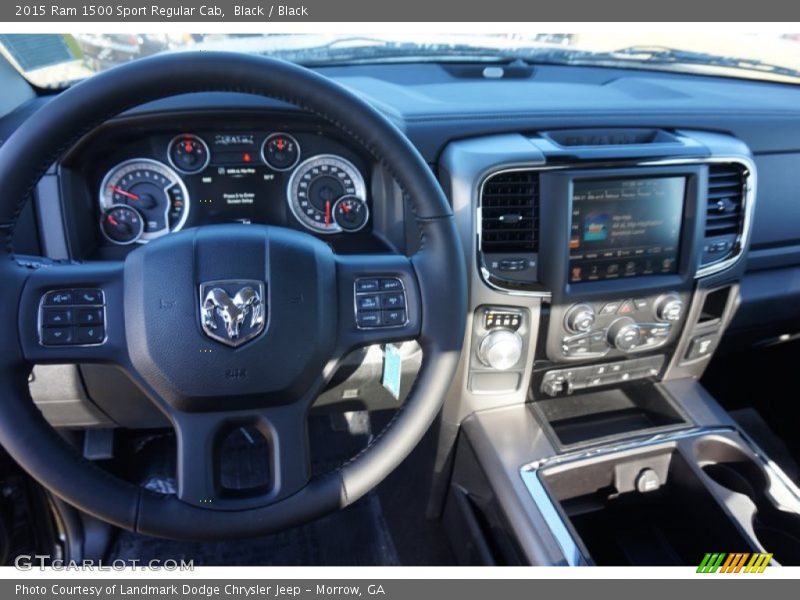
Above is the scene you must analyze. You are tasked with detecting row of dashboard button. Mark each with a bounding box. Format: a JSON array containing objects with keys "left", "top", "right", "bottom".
[
  {"left": 599, "top": 298, "right": 649, "bottom": 316},
  {"left": 541, "top": 355, "right": 665, "bottom": 396}
]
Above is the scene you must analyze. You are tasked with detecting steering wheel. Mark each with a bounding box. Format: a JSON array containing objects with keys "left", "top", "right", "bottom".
[{"left": 0, "top": 53, "right": 466, "bottom": 540}]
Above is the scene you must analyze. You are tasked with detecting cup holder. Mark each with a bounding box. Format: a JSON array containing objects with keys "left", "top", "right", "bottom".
[{"left": 694, "top": 436, "right": 800, "bottom": 565}]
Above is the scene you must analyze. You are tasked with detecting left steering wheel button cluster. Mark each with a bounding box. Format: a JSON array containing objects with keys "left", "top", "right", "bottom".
[
  {"left": 354, "top": 278, "right": 408, "bottom": 329},
  {"left": 39, "top": 289, "right": 106, "bottom": 347}
]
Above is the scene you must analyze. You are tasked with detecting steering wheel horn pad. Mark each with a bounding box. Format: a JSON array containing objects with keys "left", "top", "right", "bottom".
[
  {"left": 125, "top": 224, "right": 337, "bottom": 411},
  {"left": 0, "top": 52, "right": 466, "bottom": 540}
]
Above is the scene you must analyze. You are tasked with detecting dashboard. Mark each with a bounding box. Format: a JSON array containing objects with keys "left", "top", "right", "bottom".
[{"left": 7, "top": 61, "right": 800, "bottom": 430}]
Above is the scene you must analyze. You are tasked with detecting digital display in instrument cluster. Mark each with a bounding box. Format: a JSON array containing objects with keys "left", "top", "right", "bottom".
[
  {"left": 192, "top": 164, "right": 284, "bottom": 225},
  {"left": 568, "top": 176, "right": 686, "bottom": 283}
]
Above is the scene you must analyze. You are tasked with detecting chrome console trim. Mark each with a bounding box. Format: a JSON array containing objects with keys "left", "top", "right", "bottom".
[{"left": 518, "top": 425, "right": 798, "bottom": 566}]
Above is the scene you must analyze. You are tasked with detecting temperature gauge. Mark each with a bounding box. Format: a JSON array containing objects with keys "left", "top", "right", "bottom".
[
  {"left": 261, "top": 133, "right": 300, "bottom": 171},
  {"left": 333, "top": 195, "right": 369, "bottom": 232},
  {"left": 100, "top": 205, "right": 144, "bottom": 245}
]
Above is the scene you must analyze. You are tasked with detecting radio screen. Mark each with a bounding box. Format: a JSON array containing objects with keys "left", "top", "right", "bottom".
[{"left": 569, "top": 176, "right": 685, "bottom": 283}]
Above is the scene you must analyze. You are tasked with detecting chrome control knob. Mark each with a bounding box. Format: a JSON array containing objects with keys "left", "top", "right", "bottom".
[
  {"left": 564, "top": 304, "right": 596, "bottom": 334},
  {"left": 655, "top": 294, "right": 684, "bottom": 322},
  {"left": 607, "top": 317, "right": 641, "bottom": 352},
  {"left": 478, "top": 330, "right": 523, "bottom": 370}
]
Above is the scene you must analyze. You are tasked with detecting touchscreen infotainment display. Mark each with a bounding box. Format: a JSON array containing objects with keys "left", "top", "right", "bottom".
[{"left": 568, "top": 176, "right": 685, "bottom": 283}]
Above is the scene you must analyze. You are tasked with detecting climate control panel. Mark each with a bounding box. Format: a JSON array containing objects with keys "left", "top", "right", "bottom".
[{"left": 549, "top": 292, "right": 687, "bottom": 361}]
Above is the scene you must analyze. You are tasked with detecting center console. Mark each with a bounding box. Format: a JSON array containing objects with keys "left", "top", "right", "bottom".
[{"left": 434, "top": 128, "right": 800, "bottom": 566}]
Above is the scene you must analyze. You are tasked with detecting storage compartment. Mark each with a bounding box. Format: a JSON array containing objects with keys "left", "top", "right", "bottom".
[
  {"left": 697, "top": 286, "right": 731, "bottom": 325},
  {"left": 535, "top": 384, "right": 685, "bottom": 447},
  {"left": 694, "top": 437, "right": 800, "bottom": 565},
  {"left": 540, "top": 445, "right": 756, "bottom": 565},
  {"left": 542, "top": 128, "right": 679, "bottom": 147}
]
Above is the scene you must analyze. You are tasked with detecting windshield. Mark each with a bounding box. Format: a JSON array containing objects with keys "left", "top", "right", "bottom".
[{"left": 2, "top": 32, "right": 800, "bottom": 88}]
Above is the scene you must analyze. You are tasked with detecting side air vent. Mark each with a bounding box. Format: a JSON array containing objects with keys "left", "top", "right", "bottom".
[
  {"left": 480, "top": 171, "right": 539, "bottom": 253},
  {"left": 705, "top": 164, "right": 746, "bottom": 238}
]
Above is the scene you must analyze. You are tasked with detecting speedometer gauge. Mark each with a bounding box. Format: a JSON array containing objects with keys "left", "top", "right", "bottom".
[
  {"left": 287, "top": 155, "right": 367, "bottom": 234},
  {"left": 99, "top": 158, "right": 190, "bottom": 242}
]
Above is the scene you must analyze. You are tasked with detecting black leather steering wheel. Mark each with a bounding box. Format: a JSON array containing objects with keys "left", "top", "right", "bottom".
[{"left": 0, "top": 52, "right": 466, "bottom": 540}]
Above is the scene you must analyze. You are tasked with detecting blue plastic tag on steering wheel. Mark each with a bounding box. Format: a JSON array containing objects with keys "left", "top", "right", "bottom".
[{"left": 382, "top": 344, "right": 402, "bottom": 400}]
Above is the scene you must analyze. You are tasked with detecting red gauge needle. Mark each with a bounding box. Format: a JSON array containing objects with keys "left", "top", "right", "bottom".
[
  {"left": 110, "top": 185, "right": 140, "bottom": 201},
  {"left": 325, "top": 200, "right": 331, "bottom": 226},
  {"left": 341, "top": 202, "right": 351, "bottom": 214},
  {"left": 107, "top": 215, "right": 118, "bottom": 226}
]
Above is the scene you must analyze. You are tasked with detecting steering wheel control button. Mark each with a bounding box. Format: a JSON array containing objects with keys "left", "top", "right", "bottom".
[
  {"left": 355, "top": 279, "right": 380, "bottom": 293},
  {"left": 38, "top": 289, "right": 106, "bottom": 347},
  {"left": 354, "top": 277, "right": 408, "bottom": 329},
  {"left": 73, "top": 289, "right": 104, "bottom": 305},
  {"left": 75, "top": 326, "right": 106, "bottom": 345},
  {"left": 42, "top": 308, "right": 72, "bottom": 327},
  {"left": 383, "top": 309, "right": 407, "bottom": 326},
  {"left": 41, "top": 327, "right": 73, "bottom": 345},
  {"left": 380, "top": 279, "right": 403, "bottom": 291},
  {"left": 44, "top": 290, "right": 73, "bottom": 306},
  {"left": 357, "top": 311, "right": 382, "bottom": 328},
  {"left": 76, "top": 308, "right": 104, "bottom": 325},
  {"left": 357, "top": 295, "right": 381, "bottom": 311},
  {"left": 381, "top": 293, "right": 405, "bottom": 309}
]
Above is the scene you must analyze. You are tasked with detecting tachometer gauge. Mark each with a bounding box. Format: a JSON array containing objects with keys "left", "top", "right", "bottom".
[
  {"left": 99, "top": 158, "right": 190, "bottom": 242},
  {"left": 168, "top": 134, "right": 210, "bottom": 174},
  {"left": 287, "top": 154, "right": 367, "bottom": 234},
  {"left": 100, "top": 205, "right": 144, "bottom": 245},
  {"left": 333, "top": 195, "right": 369, "bottom": 232}
]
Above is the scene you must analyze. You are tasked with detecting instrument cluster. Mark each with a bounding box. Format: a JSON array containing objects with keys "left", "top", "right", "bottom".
[{"left": 96, "top": 130, "right": 371, "bottom": 246}]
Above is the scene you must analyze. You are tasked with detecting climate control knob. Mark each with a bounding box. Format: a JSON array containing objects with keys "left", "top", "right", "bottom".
[
  {"left": 607, "top": 317, "right": 641, "bottom": 352},
  {"left": 655, "top": 294, "right": 684, "bottom": 322},
  {"left": 477, "top": 330, "right": 523, "bottom": 370},
  {"left": 564, "top": 304, "right": 596, "bottom": 334}
]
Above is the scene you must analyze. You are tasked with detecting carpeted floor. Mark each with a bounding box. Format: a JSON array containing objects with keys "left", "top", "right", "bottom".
[{"left": 106, "top": 412, "right": 454, "bottom": 566}]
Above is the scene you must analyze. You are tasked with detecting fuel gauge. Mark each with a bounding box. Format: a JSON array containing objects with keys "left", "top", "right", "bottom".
[{"left": 100, "top": 205, "right": 144, "bottom": 245}]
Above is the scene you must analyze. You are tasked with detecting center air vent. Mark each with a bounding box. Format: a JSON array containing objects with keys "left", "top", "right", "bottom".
[
  {"left": 705, "top": 164, "right": 746, "bottom": 238},
  {"left": 480, "top": 171, "right": 539, "bottom": 253}
]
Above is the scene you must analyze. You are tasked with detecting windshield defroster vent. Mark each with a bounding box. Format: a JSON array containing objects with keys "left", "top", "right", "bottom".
[{"left": 480, "top": 171, "right": 539, "bottom": 253}]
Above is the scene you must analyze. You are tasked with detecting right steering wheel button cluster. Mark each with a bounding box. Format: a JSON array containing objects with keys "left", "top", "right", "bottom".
[{"left": 354, "top": 277, "right": 408, "bottom": 329}]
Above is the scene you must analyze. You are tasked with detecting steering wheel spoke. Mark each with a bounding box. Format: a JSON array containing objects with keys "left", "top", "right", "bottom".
[
  {"left": 17, "top": 261, "right": 128, "bottom": 365},
  {"left": 334, "top": 254, "right": 422, "bottom": 353},
  {"left": 170, "top": 402, "right": 311, "bottom": 510}
]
